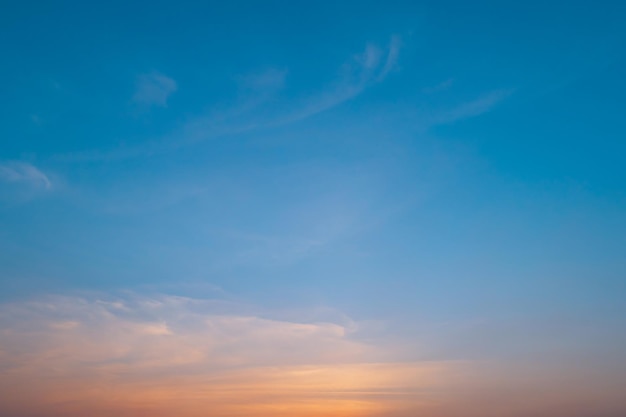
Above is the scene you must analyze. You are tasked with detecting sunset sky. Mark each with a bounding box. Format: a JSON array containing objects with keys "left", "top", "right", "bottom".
[{"left": 1, "top": 1, "right": 626, "bottom": 416}]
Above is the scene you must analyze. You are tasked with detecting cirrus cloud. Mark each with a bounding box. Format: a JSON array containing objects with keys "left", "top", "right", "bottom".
[
  {"left": 133, "top": 72, "right": 178, "bottom": 108},
  {"left": 0, "top": 161, "right": 52, "bottom": 190}
]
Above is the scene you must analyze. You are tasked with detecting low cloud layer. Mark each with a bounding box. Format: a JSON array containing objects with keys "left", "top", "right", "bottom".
[
  {"left": 0, "top": 293, "right": 624, "bottom": 417},
  {"left": 0, "top": 293, "right": 462, "bottom": 417}
]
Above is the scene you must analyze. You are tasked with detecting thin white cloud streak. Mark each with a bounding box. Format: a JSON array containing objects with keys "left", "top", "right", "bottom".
[
  {"left": 56, "top": 37, "right": 510, "bottom": 163},
  {"left": 210, "top": 162, "right": 391, "bottom": 270},
  {"left": 178, "top": 36, "right": 401, "bottom": 132},
  {"left": 406, "top": 89, "right": 513, "bottom": 132},
  {"left": 434, "top": 89, "right": 513, "bottom": 124},
  {"left": 133, "top": 72, "right": 178, "bottom": 107},
  {"left": 55, "top": 37, "right": 402, "bottom": 162},
  {"left": 272, "top": 36, "right": 402, "bottom": 126},
  {"left": 0, "top": 161, "right": 52, "bottom": 189},
  {"left": 160, "top": 36, "right": 401, "bottom": 146},
  {"left": 224, "top": 192, "right": 368, "bottom": 266},
  {"left": 237, "top": 68, "right": 288, "bottom": 96},
  {"left": 378, "top": 35, "right": 401, "bottom": 81},
  {"left": 422, "top": 78, "right": 455, "bottom": 94}
]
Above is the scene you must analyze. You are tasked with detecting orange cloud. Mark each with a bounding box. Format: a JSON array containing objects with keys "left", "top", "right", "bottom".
[
  {"left": 1, "top": 293, "right": 625, "bottom": 417},
  {"left": 0, "top": 294, "right": 465, "bottom": 417}
]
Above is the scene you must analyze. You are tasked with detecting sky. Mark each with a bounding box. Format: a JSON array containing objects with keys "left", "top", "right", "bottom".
[{"left": 1, "top": 1, "right": 625, "bottom": 416}]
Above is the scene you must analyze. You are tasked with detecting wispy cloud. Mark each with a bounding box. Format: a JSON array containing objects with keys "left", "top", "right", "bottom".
[
  {"left": 422, "top": 78, "right": 455, "bottom": 94},
  {"left": 0, "top": 292, "right": 461, "bottom": 417},
  {"left": 56, "top": 37, "right": 401, "bottom": 162},
  {"left": 173, "top": 36, "right": 401, "bottom": 135},
  {"left": 1, "top": 292, "right": 624, "bottom": 417},
  {"left": 223, "top": 182, "right": 375, "bottom": 267},
  {"left": 237, "top": 67, "right": 288, "bottom": 96},
  {"left": 275, "top": 36, "right": 402, "bottom": 125},
  {"left": 0, "top": 161, "right": 52, "bottom": 190},
  {"left": 133, "top": 72, "right": 178, "bottom": 107},
  {"left": 436, "top": 89, "right": 512, "bottom": 124},
  {"left": 413, "top": 89, "right": 513, "bottom": 130},
  {"left": 377, "top": 35, "right": 401, "bottom": 81}
]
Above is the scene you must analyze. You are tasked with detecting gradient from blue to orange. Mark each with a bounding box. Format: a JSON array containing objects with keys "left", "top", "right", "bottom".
[{"left": 1, "top": 1, "right": 625, "bottom": 416}]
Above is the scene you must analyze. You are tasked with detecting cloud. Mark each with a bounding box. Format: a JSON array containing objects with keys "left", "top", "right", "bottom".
[
  {"left": 423, "top": 78, "right": 455, "bottom": 94},
  {"left": 55, "top": 37, "right": 402, "bottom": 162},
  {"left": 0, "top": 161, "right": 51, "bottom": 190},
  {"left": 237, "top": 68, "right": 288, "bottom": 95},
  {"left": 0, "top": 293, "right": 376, "bottom": 372},
  {"left": 378, "top": 35, "right": 402, "bottom": 81},
  {"left": 223, "top": 176, "right": 378, "bottom": 267},
  {"left": 274, "top": 36, "right": 402, "bottom": 125},
  {"left": 0, "top": 292, "right": 461, "bottom": 417},
  {"left": 1, "top": 292, "right": 625, "bottom": 417},
  {"left": 411, "top": 89, "right": 513, "bottom": 130},
  {"left": 133, "top": 72, "right": 178, "bottom": 107},
  {"left": 169, "top": 36, "right": 402, "bottom": 138},
  {"left": 437, "top": 89, "right": 512, "bottom": 123}
]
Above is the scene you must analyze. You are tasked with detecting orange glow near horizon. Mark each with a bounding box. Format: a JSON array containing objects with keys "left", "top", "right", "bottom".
[
  {"left": 0, "top": 294, "right": 463, "bottom": 417},
  {"left": 1, "top": 362, "right": 459, "bottom": 417},
  {"left": 1, "top": 294, "right": 625, "bottom": 417}
]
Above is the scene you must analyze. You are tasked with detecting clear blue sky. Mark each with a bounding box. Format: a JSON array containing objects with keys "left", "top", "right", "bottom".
[{"left": 1, "top": 2, "right": 625, "bottom": 416}]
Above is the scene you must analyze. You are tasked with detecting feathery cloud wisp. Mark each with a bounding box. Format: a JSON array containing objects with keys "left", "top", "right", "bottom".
[
  {"left": 0, "top": 161, "right": 51, "bottom": 190},
  {"left": 276, "top": 36, "right": 402, "bottom": 125},
  {"left": 437, "top": 89, "right": 512, "bottom": 123},
  {"left": 1, "top": 293, "right": 624, "bottom": 417},
  {"left": 133, "top": 72, "right": 178, "bottom": 107},
  {"left": 378, "top": 35, "right": 401, "bottom": 81},
  {"left": 0, "top": 292, "right": 461, "bottom": 417},
  {"left": 237, "top": 68, "right": 288, "bottom": 95},
  {"left": 55, "top": 37, "right": 402, "bottom": 162}
]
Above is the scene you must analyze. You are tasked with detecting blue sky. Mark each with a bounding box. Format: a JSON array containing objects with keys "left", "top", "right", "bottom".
[{"left": 1, "top": 2, "right": 626, "bottom": 416}]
